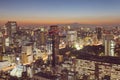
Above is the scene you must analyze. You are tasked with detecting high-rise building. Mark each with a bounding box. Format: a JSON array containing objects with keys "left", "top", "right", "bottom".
[
  {"left": 0, "top": 37, "right": 3, "bottom": 60},
  {"left": 67, "top": 31, "right": 77, "bottom": 42},
  {"left": 22, "top": 45, "right": 33, "bottom": 64},
  {"left": 34, "top": 27, "right": 46, "bottom": 49},
  {"left": 49, "top": 25, "right": 59, "bottom": 67},
  {"left": 5, "top": 21, "right": 18, "bottom": 45},
  {"left": 66, "top": 30, "right": 77, "bottom": 47},
  {"left": 5, "top": 21, "right": 18, "bottom": 36},
  {"left": 96, "top": 27, "right": 102, "bottom": 40},
  {"left": 103, "top": 34, "right": 115, "bottom": 56},
  {"left": 39, "top": 27, "right": 46, "bottom": 45}
]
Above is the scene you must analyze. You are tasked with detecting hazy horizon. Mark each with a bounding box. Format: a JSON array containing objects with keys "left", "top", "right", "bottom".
[{"left": 0, "top": 0, "right": 120, "bottom": 26}]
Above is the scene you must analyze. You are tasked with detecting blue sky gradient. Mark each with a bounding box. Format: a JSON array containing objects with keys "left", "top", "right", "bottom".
[{"left": 0, "top": 0, "right": 120, "bottom": 25}]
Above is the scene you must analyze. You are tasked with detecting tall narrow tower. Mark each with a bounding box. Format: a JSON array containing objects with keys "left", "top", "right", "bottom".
[
  {"left": 103, "top": 34, "right": 115, "bottom": 56},
  {"left": 5, "top": 21, "right": 18, "bottom": 45},
  {"left": 49, "top": 25, "right": 59, "bottom": 67},
  {"left": 96, "top": 27, "right": 102, "bottom": 40}
]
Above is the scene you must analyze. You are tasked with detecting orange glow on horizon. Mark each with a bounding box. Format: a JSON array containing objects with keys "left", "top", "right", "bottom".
[{"left": 0, "top": 17, "right": 120, "bottom": 25}]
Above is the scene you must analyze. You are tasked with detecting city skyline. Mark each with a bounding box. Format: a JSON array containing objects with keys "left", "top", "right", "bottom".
[{"left": 0, "top": 0, "right": 120, "bottom": 25}]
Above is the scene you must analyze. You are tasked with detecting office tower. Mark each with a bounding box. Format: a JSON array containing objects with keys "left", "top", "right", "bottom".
[
  {"left": 49, "top": 25, "right": 59, "bottom": 67},
  {"left": 96, "top": 27, "right": 102, "bottom": 40},
  {"left": 22, "top": 45, "right": 33, "bottom": 63},
  {"left": 103, "top": 34, "right": 115, "bottom": 56},
  {"left": 39, "top": 27, "right": 46, "bottom": 45},
  {"left": 5, "top": 21, "right": 18, "bottom": 36},
  {"left": 66, "top": 30, "right": 77, "bottom": 46},
  {"left": 34, "top": 28, "right": 46, "bottom": 49},
  {"left": 34, "top": 29, "right": 41, "bottom": 48},
  {"left": 5, "top": 21, "right": 18, "bottom": 45},
  {"left": 0, "top": 37, "right": 3, "bottom": 60},
  {"left": 0, "top": 30, "right": 6, "bottom": 60}
]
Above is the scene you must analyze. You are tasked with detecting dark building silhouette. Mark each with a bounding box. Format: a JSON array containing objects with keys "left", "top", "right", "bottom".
[
  {"left": 49, "top": 25, "right": 59, "bottom": 67},
  {"left": 96, "top": 27, "right": 102, "bottom": 40},
  {"left": 34, "top": 28, "right": 46, "bottom": 49},
  {"left": 5, "top": 21, "right": 18, "bottom": 37}
]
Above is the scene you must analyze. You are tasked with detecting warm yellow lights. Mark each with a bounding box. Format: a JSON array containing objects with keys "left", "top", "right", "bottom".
[{"left": 74, "top": 43, "right": 83, "bottom": 50}]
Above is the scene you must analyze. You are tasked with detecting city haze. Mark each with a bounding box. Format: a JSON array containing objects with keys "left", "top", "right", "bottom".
[{"left": 0, "top": 0, "right": 120, "bottom": 25}]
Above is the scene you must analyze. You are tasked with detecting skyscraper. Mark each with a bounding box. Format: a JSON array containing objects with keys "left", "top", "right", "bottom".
[
  {"left": 66, "top": 30, "right": 77, "bottom": 47},
  {"left": 5, "top": 21, "right": 18, "bottom": 45},
  {"left": 5, "top": 21, "right": 18, "bottom": 37},
  {"left": 96, "top": 27, "right": 102, "bottom": 40},
  {"left": 103, "top": 34, "right": 115, "bottom": 56},
  {"left": 49, "top": 25, "right": 59, "bottom": 67},
  {"left": 34, "top": 28, "right": 46, "bottom": 49}
]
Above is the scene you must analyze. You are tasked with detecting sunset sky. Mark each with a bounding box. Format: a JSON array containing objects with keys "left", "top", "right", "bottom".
[{"left": 0, "top": 0, "right": 120, "bottom": 25}]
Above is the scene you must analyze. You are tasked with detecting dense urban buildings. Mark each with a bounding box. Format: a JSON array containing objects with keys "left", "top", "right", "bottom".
[
  {"left": 0, "top": 21, "right": 120, "bottom": 80},
  {"left": 1, "top": 0, "right": 120, "bottom": 80}
]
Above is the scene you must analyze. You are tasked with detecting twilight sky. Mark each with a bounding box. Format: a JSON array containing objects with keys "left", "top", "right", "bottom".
[{"left": 0, "top": 0, "right": 120, "bottom": 25}]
